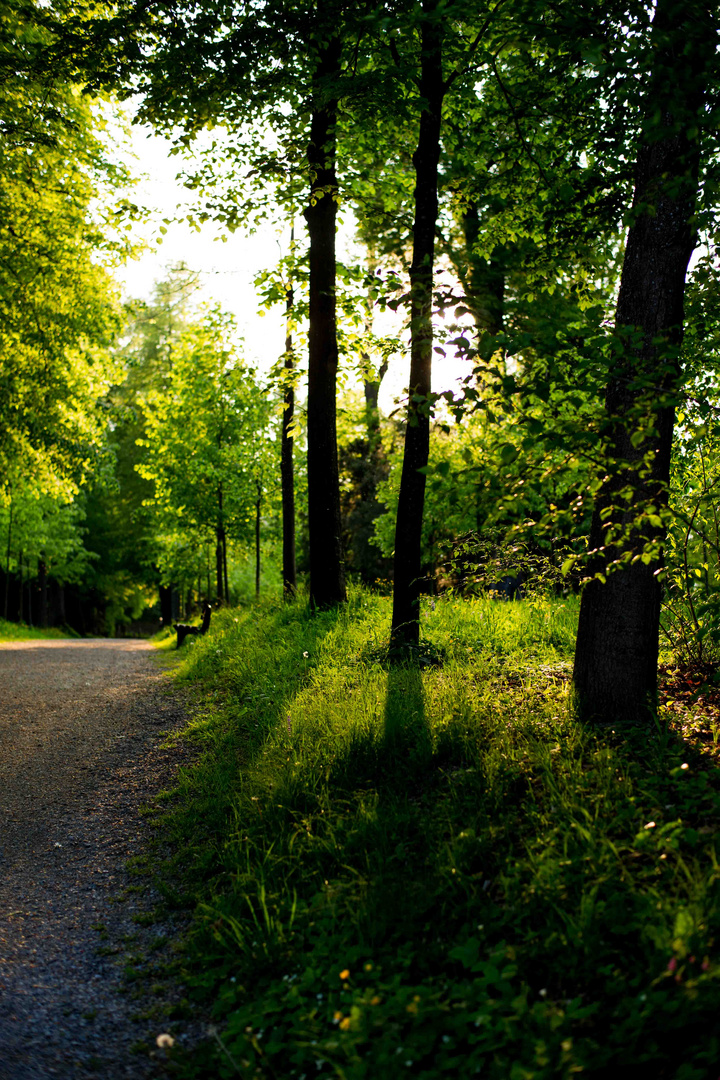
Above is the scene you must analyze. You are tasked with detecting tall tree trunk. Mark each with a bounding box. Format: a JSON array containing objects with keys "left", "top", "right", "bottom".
[
  {"left": 282, "top": 262, "right": 297, "bottom": 598},
  {"left": 216, "top": 527, "right": 224, "bottom": 604},
  {"left": 216, "top": 484, "right": 225, "bottom": 604},
  {"left": 304, "top": 26, "right": 346, "bottom": 610},
  {"left": 573, "top": 0, "right": 711, "bottom": 725},
  {"left": 160, "top": 584, "right": 173, "bottom": 627},
  {"left": 255, "top": 480, "right": 262, "bottom": 599},
  {"left": 4, "top": 496, "right": 12, "bottom": 621},
  {"left": 390, "top": 2, "right": 444, "bottom": 648},
  {"left": 39, "top": 556, "right": 48, "bottom": 628},
  {"left": 223, "top": 531, "right": 229, "bottom": 607},
  {"left": 17, "top": 549, "right": 23, "bottom": 623},
  {"left": 461, "top": 202, "right": 505, "bottom": 339},
  {"left": 206, "top": 546, "right": 211, "bottom": 601}
]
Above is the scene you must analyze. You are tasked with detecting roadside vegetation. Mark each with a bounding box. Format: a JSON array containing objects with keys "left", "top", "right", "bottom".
[
  {"left": 143, "top": 591, "right": 720, "bottom": 1079},
  {"left": 0, "top": 618, "right": 69, "bottom": 642}
]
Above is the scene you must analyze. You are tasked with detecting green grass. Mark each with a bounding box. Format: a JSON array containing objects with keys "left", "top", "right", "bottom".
[
  {"left": 0, "top": 617, "right": 69, "bottom": 641},
  {"left": 148, "top": 589, "right": 720, "bottom": 1079}
]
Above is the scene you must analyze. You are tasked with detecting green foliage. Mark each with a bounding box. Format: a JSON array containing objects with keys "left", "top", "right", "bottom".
[
  {"left": 0, "top": 617, "right": 68, "bottom": 642},
  {"left": 0, "top": 3, "right": 126, "bottom": 496},
  {"left": 0, "top": 486, "right": 91, "bottom": 586},
  {"left": 136, "top": 305, "right": 277, "bottom": 580},
  {"left": 143, "top": 590, "right": 720, "bottom": 1079},
  {"left": 664, "top": 421, "right": 720, "bottom": 666}
]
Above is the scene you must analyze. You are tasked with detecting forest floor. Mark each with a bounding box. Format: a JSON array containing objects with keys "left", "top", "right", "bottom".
[
  {"left": 138, "top": 590, "right": 720, "bottom": 1080},
  {"left": 0, "top": 638, "right": 198, "bottom": 1080},
  {"left": 3, "top": 597, "right": 720, "bottom": 1080}
]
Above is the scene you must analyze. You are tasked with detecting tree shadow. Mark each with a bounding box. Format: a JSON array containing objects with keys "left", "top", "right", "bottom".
[{"left": 382, "top": 661, "right": 431, "bottom": 759}]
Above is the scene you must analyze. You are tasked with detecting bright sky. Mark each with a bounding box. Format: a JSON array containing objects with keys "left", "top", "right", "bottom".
[
  {"left": 114, "top": 122, "right": 288, "bottom": 365},
  {"left": 113, "top": 118, "right": 472, "bottom": 412}
]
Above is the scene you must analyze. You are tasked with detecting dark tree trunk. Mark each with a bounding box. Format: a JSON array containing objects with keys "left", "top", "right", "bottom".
[
  {"left": 461, "top": 202, "right": 505, "bottom": 338},
  {"left": 4, "top": 496, "right": 12, "bottom": 621},
  {"left": 38, "top": 557, "right": 48, "bottom": 628},
  {"left": 223, "top": 531, "right": 229, "bottom": 607},
  {"left": 17, "top": 549, "right": 23, "bottom": 623},
  {"left": 304, "top": 27, "right": 346, "bottom": 610},
  {"left": 216, "top": 484, "right": 225, "bottom": 605},
  {"left": 573, "top": 0, "right": 712, "bottom": 725},
  {"left": 282, "top": 275, "right": 297, "bottom": 597},
  {"left": 160, "top": 584, "right": 173, "bottom": 628},
  {"left": 391, "top": 2, "right": 444, "bottom": 648},
  {"left": 255, "top": 481, "right": 262, "bottom": 599},
  {"left": 215, "top": 526, "right": 224, "bottom": 604}
]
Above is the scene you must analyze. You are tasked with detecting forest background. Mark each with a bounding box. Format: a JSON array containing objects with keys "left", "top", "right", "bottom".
[
  {"left": 5, "top": 1, "right": 720, "bottom": 1076},
  {"left": 2, "top": 0, "right": 720, "bottom": 709}
]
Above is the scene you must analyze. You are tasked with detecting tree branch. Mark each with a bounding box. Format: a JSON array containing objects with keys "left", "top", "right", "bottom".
[{"left": 444, "top": 0, "right": 509, "bottom": 92}]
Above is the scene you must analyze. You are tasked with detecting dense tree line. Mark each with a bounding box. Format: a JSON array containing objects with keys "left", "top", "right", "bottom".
[{"left": 1, "top": 0, "right": 719, "bottom": 727}]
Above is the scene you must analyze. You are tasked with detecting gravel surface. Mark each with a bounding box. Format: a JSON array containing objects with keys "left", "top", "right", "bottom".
[{"left": 0, "top": 639, "right": 196, "bottom": 1080}]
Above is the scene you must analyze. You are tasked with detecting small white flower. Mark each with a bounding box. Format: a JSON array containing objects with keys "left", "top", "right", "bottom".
[
  {"left": 539, "top": 988, "right": 548, "bottom": 997},
  {"left": 644, "top": 821, "right": 656, "bottom": 829},
  {"left": 53, "top": 842, "right": 62, "bottom": 848},
  {"left": 303, "top": 651, "right": 309, "bottom": 658},
  {"left": 156, "top": 1034, "right": 175, "bottom": 1049}
]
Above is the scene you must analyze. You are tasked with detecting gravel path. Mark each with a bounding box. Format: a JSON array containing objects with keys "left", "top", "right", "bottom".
[{"left": 0, "top": 639, "right": 195, "bottom": 1080}]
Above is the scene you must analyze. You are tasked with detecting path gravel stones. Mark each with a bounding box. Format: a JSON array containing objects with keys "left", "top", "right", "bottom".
[{"left": 0, "top": 639, "right": 194, "bottom": 1080}]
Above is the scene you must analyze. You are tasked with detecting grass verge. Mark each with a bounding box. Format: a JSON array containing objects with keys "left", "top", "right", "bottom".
[
  {"left": 0, "top": 617, "right": 70, "bottom": 641},
  {"left": 149, "top": 588, "right": 720, "bottom": 1079}
]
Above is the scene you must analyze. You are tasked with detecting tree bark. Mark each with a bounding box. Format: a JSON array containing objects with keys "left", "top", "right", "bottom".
[
  {"left": 282, "top": 275, "right": 297, "bottom": 597},
  {"left": 573, "top": 0, "right": 712, "bottom": 725},
  {"left": 215, "top": 526, "right": 224, "bottom": 604},
  {"left": 216, "top": 483, "right": 226, "bottom": 605},
  {"left": 4, "top": 495, "right": 12, "bottom": 621},
  {"left": 304, "top": 26, "right": 347, "bottom": 610},
  {"left": 39, "top": 557, "right": 48, "bottom": 628},
  {"left": 17, "top": 550, "right": 23, "bottom": 624},
  {"left": 255, "top": 481, "right": 262, "bottom": 599},
  {"left": 461, "top": 202, "right": 505, "bottom": 338},
  {"left": 223, "top": 530, "right": 229, "bottom": 607},
  {"left": 160, "top": 583, "right": 173, "bottom": 627},
  {"left": 390, "top": 2, "right": 444, "bottom": 648}
]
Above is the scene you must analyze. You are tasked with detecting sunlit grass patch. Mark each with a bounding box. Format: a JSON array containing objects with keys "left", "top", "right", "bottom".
[
  {"left": 0, "top": 617, "right": 69, "bottom": 641},
  {"left": 148, "top": 588, "right": 720, "bottom": 1080}
]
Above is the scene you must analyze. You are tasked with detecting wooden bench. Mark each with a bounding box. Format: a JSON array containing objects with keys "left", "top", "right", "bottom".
[{"left": 174, "top": 601, "right": 212, "bottom": 647}]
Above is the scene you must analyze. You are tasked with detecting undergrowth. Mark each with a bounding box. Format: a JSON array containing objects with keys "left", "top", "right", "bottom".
[
  {"left": 148, "top": 588, "right": 720, "bottom": 1079},
  {"left": 0, "top": 617, "right": 69, "bottom": 641}
]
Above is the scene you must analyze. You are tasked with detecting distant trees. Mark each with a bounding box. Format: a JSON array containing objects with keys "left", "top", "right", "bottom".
[
  {"left": 5, "top": 0, "right": 718, "bottom": 732},
  {"left": 79, "top": 0, "right": 357, "bottom": 610},
  {"left": 136, "top": 306, "right": 275, "bottom": 606},
  {"left": 0, "top": 0, "right": 129, "bottom": 629}
]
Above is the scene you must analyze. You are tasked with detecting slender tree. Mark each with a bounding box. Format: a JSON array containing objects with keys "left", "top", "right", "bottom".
[
  {"left": 390, "top": 0, "right": 445, "bottom": 648},
  {"left": 305, "top": 16, "right": 346, "bottom": 608},
  {"left": 282, "top": 266, "right": 297, "bottom": 598}
]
